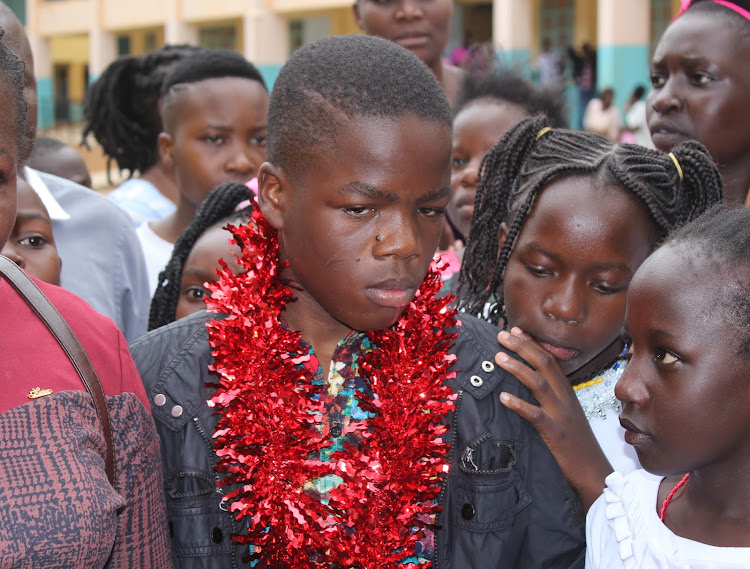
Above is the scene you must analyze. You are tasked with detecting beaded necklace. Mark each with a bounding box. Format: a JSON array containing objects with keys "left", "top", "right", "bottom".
[{"left": 659, "top": 473, "right": 690, "bottom": 521}]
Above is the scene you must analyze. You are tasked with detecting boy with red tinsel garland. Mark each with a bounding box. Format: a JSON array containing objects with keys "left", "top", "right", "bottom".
[{"left": 131, "top": 35, "right": 585, "bottom": 569}]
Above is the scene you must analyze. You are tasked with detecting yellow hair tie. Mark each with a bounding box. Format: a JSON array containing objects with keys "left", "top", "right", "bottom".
[
  {"left": 536, "top": 126, "right": 551, "bottom": 140},
  {"left": 669, "top": 152, "right": 684, "bottom": 182}
]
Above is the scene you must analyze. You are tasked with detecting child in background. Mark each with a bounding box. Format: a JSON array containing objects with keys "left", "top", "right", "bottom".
[
  {"left": 587, "top": 207, "right": 750, "bottom": 568},
  {"left": 648, "top": 0, "right": 750, "bottom": 206},
  {"left": 131, "top": 35, "right": 584, "bottom": 568},
  {"left": 458, "top": 116, "right": 723, "bottom": 510},
  {"left": 445, "top": 69, "right": 567, "bottom": 250},
  {"left": 1, "top": 177, "right": 61, "bottom": 284},
  {"left": 137, "top": 49, "right": 268, "bottom": 294},
  {"left": 83, "top": 45, "right": 202, "bottom": 222},
  {"left": 148, "top": 181, "right": 251, "bottom": 329},
  {"left": 27, "top": 136, "right": 92, "bottom": 188}
]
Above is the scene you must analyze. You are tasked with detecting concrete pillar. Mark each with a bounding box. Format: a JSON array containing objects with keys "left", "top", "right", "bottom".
[
  {"left": 243, "top": 1, "right": 288, "bottom": 89},
  {"left": 25, "top": 0, "right": 54, "bottom": 128},
  {"left": 164, "top": 0, "right": 197, "bottom": 45},
  {"left": 596, "top": 0, "right": 650, "bottom": 110},
  {"left": 89, "top": 0, "right": 116, "bottom": 80},
  {"left": 492, "top": 0, "right": 534, "bottom": 66}
]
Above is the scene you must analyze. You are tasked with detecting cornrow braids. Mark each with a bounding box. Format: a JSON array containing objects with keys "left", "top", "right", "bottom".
[
  {"left": 82, "top": 45, "right": 202, "bottom": 179},
  {"left": 148, "top": 181, "right": 252, "bottom": 330},
  {"left": 457, "top": 115, "right": 724, "bottom": 324}
]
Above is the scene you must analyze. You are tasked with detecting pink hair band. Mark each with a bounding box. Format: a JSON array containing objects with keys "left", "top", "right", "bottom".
[{"left": 675, "top": 0, "right": 750, "bottom": 21}]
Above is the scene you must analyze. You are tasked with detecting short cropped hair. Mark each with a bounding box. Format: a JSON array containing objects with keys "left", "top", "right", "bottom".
[
  {"left": 160, "top": 49, "right": 266, "bottom": 132},
  {"left": 267, "top": 34, "right": 452, "bottom": 180}
]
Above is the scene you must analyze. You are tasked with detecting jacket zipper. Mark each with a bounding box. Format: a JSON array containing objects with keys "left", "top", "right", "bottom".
[
  {"left": 193, "top": 416, "right": 240, "bottom": 568},
  {"left": 435, "top": 389, "right": 463, "bottom": 569}
]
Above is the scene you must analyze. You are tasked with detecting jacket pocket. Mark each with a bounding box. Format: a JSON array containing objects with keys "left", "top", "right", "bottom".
[
  {"left": 165, "top": 471, "right": 234, "bottom": 557},
  {"left": 452, "top": 438, "right": 531, "bottom": 532}
]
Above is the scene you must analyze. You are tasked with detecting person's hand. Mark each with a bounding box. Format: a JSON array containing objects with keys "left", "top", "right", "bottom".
[{"left": 495, "top": 327, "right": 612, "bottom": 511}]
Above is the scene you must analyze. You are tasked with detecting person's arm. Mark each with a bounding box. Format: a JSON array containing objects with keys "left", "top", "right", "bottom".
[
  {"left": 107, "top": 345, "right": 173, "bottom": 568},
  {"left": 496, "top": 327, "right": 613, "bottom": 511}
]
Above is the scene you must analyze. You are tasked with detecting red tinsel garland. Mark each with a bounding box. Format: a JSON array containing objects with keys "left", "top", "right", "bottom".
[{"left": 205, "top": 203, "right": 458, "bottom": 568}]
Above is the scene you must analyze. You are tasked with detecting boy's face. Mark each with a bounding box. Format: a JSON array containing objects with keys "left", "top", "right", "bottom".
[
  {"left": 0, "top": 80, "right": 18, "bottom": 250},
  {"left": 260, "top": 114, "right": 452, "bottom": 334},
  {"left": 161, "top": 77, "right": 269, "bottom": 208},
  {"left": 1, "top": 177, "right": 61, "bottom": 285}
]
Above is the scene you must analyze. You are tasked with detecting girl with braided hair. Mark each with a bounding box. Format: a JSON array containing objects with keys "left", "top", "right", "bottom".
[
  {"left": 149, "top": 181, "right": 251, "bottom": 330},
  {"left": 82, "top": 45, "right": 202, "bottom": 222},
  {"left": 458, "top": 115, "right": 724, "bottom": 510}
]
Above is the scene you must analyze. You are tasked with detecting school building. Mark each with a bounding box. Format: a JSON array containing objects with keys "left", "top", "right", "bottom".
[{"left": 7, "top": 0, "right": 681, "bottom": 130}]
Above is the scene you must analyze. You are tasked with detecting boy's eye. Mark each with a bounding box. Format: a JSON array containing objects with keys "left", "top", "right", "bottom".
[
  {"left": 249, "top": 135, "right": 267, "bottom": 147},
  {"left": 654, "top": 348, "right": 679, "bottom": 365},
  {"left": 418, "top": 206, "right": 445, "bottom": 218},
  {"left": 204, "top": 135, "right": 225, "bottom": 145},
  {"left": 344, "top": 206, "right": 372, "bottom": 216},
  {"left": 19, "top": 235, "right": 47, "bottom": 248}
]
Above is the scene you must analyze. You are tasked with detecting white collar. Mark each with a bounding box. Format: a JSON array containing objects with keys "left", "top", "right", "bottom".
[{"left": 24, "top": 166, "right": 71, "bottom": 220}]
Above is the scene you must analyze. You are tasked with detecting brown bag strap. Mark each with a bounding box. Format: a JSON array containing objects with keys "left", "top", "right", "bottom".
[{"left": 0, "top": 255, "right": 116, "bottom": 487}]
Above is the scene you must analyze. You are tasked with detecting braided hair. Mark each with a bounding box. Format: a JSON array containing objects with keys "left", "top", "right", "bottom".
[
  {"left": 82, "top": 45, "right": 202, "bottom": 179},
  {"left": 149, "top": 181, "right": 252, "bottom": 330},
  {"left": 458, "top": 115, "right": 724, "bottom": 323}
]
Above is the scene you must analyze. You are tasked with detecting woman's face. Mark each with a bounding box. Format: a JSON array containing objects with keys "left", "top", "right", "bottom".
[
  {"left": 353, "top": 0, "right": 454, "bottom": 69},
  {"left": 647, "top": 10, "right": 750, "bottom": 180}
]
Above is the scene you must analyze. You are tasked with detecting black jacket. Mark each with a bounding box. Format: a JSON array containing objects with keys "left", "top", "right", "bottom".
[{"left": 130, "top": 310, "right": 584, "bottom": 569}]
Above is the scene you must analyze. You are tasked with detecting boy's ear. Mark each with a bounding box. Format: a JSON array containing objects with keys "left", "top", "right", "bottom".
[
  {"left": 497, "top": 222, "right": 509, "bottom": 257},
  {"left": 158, "top": 132, "right": 175, "bottom": 169},
  {"left": 257, "top": 162, "right": 286, "bottom": 230},
  {"left": 352, "top": 1, "right": 364, "bottom": 30}
]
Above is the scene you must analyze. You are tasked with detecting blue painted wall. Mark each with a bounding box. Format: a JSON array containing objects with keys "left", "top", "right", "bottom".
[
  {"left": 257, "top": 64, "right": 283, "bottom": 91},
  {"left": 596, "top": 44, "right": 651, "bottom": 112},
  {"left": 36, "top": 77, "right": 55, "bottom": 130}
]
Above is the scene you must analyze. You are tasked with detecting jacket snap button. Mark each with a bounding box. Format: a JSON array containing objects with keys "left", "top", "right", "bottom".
[
  {"left": 330, "top": 422, "right": 342, "bottom": 437},
  {"left": 481, "top": 360, "right": 494, "bottom": 372},
  {"left": 171, "top": 405, "right": 183, "bottom": 418},
  {"left": 211, "top": 527, "right": 223, "bottom": 544},
  {"left": 153, "top": 393, "right": 166, "bottom": 407},
  {"left": 461, "top": 503, "right": 475, "bottom": 520},
  {"left": 470, "top": 375, "right": 483, "bottom": 387}
]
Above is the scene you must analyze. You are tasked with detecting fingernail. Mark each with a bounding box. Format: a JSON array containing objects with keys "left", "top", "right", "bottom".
[
  {"left": 496, "top": 352, "right": 509, "bottom": 363},
  {"left": 498, "top": 331, "right": 510, "bottom": 341},
  {"left": 499, "top": 392, "right": 510, "bottom": 403},
  {"left": 511, "top": 327, "right": 523, "bottom": 335}
]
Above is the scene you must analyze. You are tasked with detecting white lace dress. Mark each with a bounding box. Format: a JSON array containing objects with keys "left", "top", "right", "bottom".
[
  {"left": 575, "top": 360, "right": 640, "bottom": 474},
  {"left": 586, "top": 470, "right": 750, "bottom": 568}
]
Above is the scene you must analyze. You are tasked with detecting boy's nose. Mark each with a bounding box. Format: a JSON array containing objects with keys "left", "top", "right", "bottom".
[
  {"left": 374, "top": 217, "right": 420, "bottom": 260},
  {"left": 614, "top": 360, "right": 649, "bottom": 407},
  {"left": 460, "top": 160, "right": 480, "bottom": 187}
]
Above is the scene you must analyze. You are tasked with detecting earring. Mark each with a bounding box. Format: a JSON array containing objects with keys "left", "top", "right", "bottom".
[{"left": 376, "top": 235, "right": 384, "bottom": 242}]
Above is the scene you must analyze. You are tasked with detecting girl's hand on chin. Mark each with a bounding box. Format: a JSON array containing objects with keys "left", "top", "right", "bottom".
[{"left": 495, "top": 326, "right": 612, "bottom": 512}]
